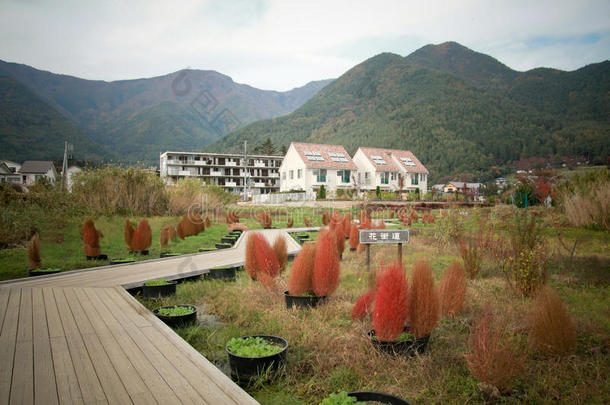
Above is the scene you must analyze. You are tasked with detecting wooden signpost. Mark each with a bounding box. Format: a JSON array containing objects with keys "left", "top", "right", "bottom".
[{"left": 359, "top": 229, "right": 410, "bottom": 272}]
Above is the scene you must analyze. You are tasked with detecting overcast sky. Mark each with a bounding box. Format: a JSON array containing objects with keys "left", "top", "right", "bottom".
[{"left": 1, "top": 0, "right": 608, "bottom": 91}]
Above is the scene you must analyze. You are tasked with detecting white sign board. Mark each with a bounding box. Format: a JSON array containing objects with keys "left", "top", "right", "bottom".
[{"left": 359, "top": 229, "right": 410, "bottom": 244}]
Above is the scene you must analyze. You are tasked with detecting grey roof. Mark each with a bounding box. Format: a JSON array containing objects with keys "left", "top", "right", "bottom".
[
  {"left": 0, "top": 163, "right": 11, "bottom": 174},
  {"left": 19, "top": 161, "right": 55, "bottom": 174},
  {"left": 449, "top": 182, "right": 483, "bottom": 189}
]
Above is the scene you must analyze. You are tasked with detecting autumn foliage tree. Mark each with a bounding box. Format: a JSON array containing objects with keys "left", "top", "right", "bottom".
[
  {"left": 312, "top": 229, "right": 340, "bottom": 296},
  {"left": 27, "top": 233, "right": 42, "bottom": 269},
  {"left": 438, "top": 262, "right": 467, "bottom": 317},
  {"left": 131, "top": 220, "right": 152, "bottom": 253},
  {"left": 373, "top": 263, "right": 408, "bottom": 341},
  {"left": 407, "top": 259, "right": 439, "bottom": 338},
  {"left": 287, "top": 242, "right": 316, "bottom": 296},
  {"left": 528, "top": 286, "right": 577, "bottom": 356}
]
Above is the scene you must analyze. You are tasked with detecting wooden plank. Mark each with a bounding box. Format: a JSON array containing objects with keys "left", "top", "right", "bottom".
[
  {"left": 116, "top": 288, "right": 258, "bottom": 405},
  {"left": 53, "top": 288, "right": 107, "bottom": 404},
  {"left": 73, "top": 288, "right": 157, "bottom": 405},
  {"left": 94, "top": 288, "right": 204, "bottom": 405},
  {"left": 64, "top": 288, "right": 133, "bottom": 404},
  {"left": 0, "top": 289, "right": 20, "bottom": 404},
  {"left": 85, "top": 288, "right": 182, "bottom": 404},
  {"left": 0, "top": 288, "right": 10, "bottom": 333},
  {"left": 32, "top": 288, "right": 59, "bottom": 405},
  {"left": 43, "top": 288, "right": 83, "bottom": 404},
  {"left": 10, "top": 288, "right": 33, "bottom": 404}
]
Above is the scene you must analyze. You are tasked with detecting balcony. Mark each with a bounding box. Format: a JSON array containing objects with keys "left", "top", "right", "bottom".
[
  {"left": 225, "top": 161, "right": 237, "bottom": 167},
  {"left": 254, "top": 162, "right": 265, "bottom": 168},
  {"left": 178, "top": 170, "right": 191, "bottom": 176},
  {"left": 210, "top": 170, "right": 223, "bottom": 176},
  {"left": 254, "top": 182, "right": 266, "bottom": 187},
  {"left": 269, "top": 172, "right": 280, "bottom": 178},
  {"left": 225, "top": 181, "right": 238, "bottom": 187}
]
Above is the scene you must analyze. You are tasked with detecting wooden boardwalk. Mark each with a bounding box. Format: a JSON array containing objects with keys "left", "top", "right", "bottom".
[{"left": 0, "top": 229, "right": 307, "bottom": 404}]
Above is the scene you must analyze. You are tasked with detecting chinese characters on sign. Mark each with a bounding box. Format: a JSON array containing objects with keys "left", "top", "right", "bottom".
[{"left": 359, "top": 229, "right": 410, "bottom": 244}]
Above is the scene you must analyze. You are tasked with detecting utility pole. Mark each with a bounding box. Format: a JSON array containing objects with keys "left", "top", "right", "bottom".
[
  {"left": 243, "top": 141, "right": 248, "bottom": 200},
  {"left": 61, "top": 141, "right": 73, "bottom": 190}
]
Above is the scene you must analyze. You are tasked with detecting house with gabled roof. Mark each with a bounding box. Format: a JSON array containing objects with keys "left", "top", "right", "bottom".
[
  {"left": 19, "top": 161, "right": 57, "bottom": 185},
  {"left": 352, "top": 147, "right": 428, "bottom": 195},
  {"left": 279, "top": 142, "right": 357, "bottom": 194}
]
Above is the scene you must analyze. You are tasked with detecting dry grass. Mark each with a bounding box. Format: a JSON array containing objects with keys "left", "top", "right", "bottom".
[{"left": 562, "top": 179, "right": 610, "bottom": 230}]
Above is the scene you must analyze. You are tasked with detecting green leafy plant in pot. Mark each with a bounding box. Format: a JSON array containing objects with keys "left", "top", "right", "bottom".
[{"left": 226, "top": 335, "right": 288, "bottom": 382}]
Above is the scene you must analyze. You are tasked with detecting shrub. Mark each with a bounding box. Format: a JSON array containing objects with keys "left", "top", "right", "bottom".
[
  {"left": 82, "top": 220, "right": 101, "bottom": 257},
  {"left": 160, "top": 225, "right": 172, "bottom": 249},
  {"left": 27, "top": 233, "right": 42, "bottom": 270},
  {"left": 286, "top": 218, "right": 293, "bottom": 228},
  {"left": 373, "top": 263, "right": 408, "bottom": 341},
  {"left": 407, "top": 259, "right": 439, "bottom": 338},
  {"left": 349, "top": 223, "right": 359, "bottom": 250},
  {"left": 205, "top": 217, "right": 211, "bottom": 228},
  {"left": 409, "top": 209, "right": 419, "bottom": 224},
  {"left": 124, "top": 220, "right": 135, "bottom": 251},
  {"left": 312, "top": 229, "right": 340, "bottom": 296},
  {"left": 179, "top": 213, "right": 204, "bottom": 237},
  {"left": 351, "top": 289, "right": 376, "bottom": 320},
  {"left": 131, "top": 220, "right": 152, "bottom": 252},
  {"left": 434, "top": 209, "right": 463, "bottom": 244},
  {"left": 465, "top": 305, "right": 525, "bottom": 393},
  {"left": 255, "top": 211, "right": 272, "bottom": 228},
  {"left": 561, "top": 179, "right": 610, "bottom": 230},
  {"left": 273, "top": 236, "right": 288, "bottom": 273},
  {"left": 459, "top": 234, "right": 483, "bottom": 278},
  {"left": 334, "top": 226, "right": 345, "bottom": 258},
  {"left": 287, "top": 242, "right": 316, "bottom": 296},
  {"left": 304, "top": 217, "right": 312, "bottom": 227},
  {"left": 342, "top": 213, "right": 352, "bottom": 235},
  {"left": 245, "top": 232, "right": 258, "bottom": 279},
  {"left": 318, "top": 185, "right": 326, "bottom": 200},
  {"left": 322, "top": 211, "right": 330, "bottom": 226},
  {"left": 176, "top": 222, "right": 185, "bottom": 240},
  {"left": 438, "top": 262, "right": 467, "bottom": 317},
  {"left": 251, "top": 232, "right": 280, "bottom": 282},
  {"left": 528, "top": 286, "right": 577, "bottom": 356}
]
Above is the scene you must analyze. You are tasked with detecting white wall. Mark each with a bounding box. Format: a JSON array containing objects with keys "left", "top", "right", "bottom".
[{"left": 279, "top": 145, "right": 307, "bottom": 192}]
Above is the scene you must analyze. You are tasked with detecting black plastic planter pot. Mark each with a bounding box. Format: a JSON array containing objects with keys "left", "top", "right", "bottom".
[
  {"left": 229, "top": 230, "right": 242, "bottom": 236},
  {"left": 208, "top": 266, "right": 236, "bottom": 281},
  {"left": 367, "top": 329, "right": 430, "bottom": 357},
  {"left": 221, "top": 236, "right": 237, "bottom": 245},
  {"left": 86, "top": 254, "right": 108, "bottom": 261},
  {"left": 153, "top": 305, "right": 197, "bottom": 328},
  {"left": 348, "top": 391, "right": 411, "bottom": 405},
  {"left": 160, "top": 252, "right": 182, "bottom": 258},
  {"left": 110, "top": 258, "right": 135, "bottom": 265},
  {"left": 226, "top": 335, "right": 288, "bottom": 382},
  {"left": 198, "top": 247, "right": 217, "bottom": 252},
  {"left": 284, "top": 291, "right": 326, "bottom": 309},
  {"left": 215, "top": 243, "right": 232, "bottom": 249},
  {"left": 28, "top": 268, "right": 61, "bottom": 277},
  {"left": 142, "top": 281, "right": 177, "bottom": 298},
  {"left": 350, "top": 247, "right": 356, "bottom": 252}
]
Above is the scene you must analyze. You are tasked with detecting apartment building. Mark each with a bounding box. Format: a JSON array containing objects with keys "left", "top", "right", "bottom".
[
  {"left": 279, "top": 142, "right": 356, "bottom": 194},
  {"left": 160, "top": 151, "right": 282, "bottom": 195}
]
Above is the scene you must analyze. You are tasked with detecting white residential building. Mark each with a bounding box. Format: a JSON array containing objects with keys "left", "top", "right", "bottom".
[
  {"left": 279, "top": 142, "right": 356, "bottom": 194},
  {"left": 18, "top": 161, "right": 58, "bottom": 186},
  {"left": 160, "top": 151, "right": 282, "bottom": 195},
  {"left": 352, "top": 147, "right": 428, "bottom": 196}
]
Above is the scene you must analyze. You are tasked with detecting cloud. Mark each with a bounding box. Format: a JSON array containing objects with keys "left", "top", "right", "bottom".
[{"left": 0, "top": 0, "right": 608, "bottom": 90}]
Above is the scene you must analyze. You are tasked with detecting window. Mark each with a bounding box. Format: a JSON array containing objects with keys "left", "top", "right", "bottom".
[
  {"left": 391, "top": 172, "right": 396, "bottom": 181},
  {"left": 411, "top": 173, "right": 419, "bottom": 185},
  {"left": 337, "top": 170, "right": 351, "bottom": 183},
  {"left": 381, "top": 172, "right": 389, "bottom": 185},
  {"left": 281, "top": 172, "right": 286, "bottom": 180},
  {"left": 314, "top": 169, "right": 327, "bottom": 183},
  {"left": 297, "top": 169, "right": 302, "bottom": 179},
  {"left": 289, "top": 170, "right": 294, "bottom": 180},
  {"left": 421, "top": 174, "right": 426, "bottom": 182}
]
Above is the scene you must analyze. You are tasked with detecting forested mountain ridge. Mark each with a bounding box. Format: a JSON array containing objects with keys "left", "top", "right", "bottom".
[
  {"left": 0, "top": 59, "right": 332, "bottom": 163},
  {"left": 210, "top": 42, "right": 609, "bottom": 181}
]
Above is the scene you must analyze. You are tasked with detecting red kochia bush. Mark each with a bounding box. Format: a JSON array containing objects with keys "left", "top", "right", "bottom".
[
  {"left": 373, "top": 263, "right": 408, "bottom": 341},
  {"left": 205, "top": 217, "right": 211, "bottom": 228},
  {"left": 160, "top": 225, "right": 172, "bottom": 249},
  {"left": 321, "top": 212, "right": 330, "bottom": 226},
  {"left": 246, "top": 232, "right": 280, "bottom": 282},
  {"left": 528, "top": 286, "right": 577, "bottom": 356},
  {"left": 349, "top": 223, "right": 359, "bottom": 250},
  {"left": 82, "top": 220, "right": 101, "bottom": 257},
  {"left": 176, "top": 222, "right": 185, "bottom": 240},
  {"left": 273, "top": 236, "right": 288, "bottom": 273},
  {"left": 287, "top": 242, "right": 316, "bottom": 296},
  {"left": 438, "top": 262, "right": 467, "bottom": 317},
  {"left": 351, "top": 289, "right": 376, "bottom": 320},
  {"left": 286, "top": 218, "right": 294, "bottom": 228},
  {"left": 407, "top": 259, "right": 439, "bottom": 338},
  {"left": 131, "top": 220, "right": 152, "bottom": 252},
  {"left": 334, "top": 225, "right": 345, "bottom": 258},
  {"left": 312, "top": 229, "right": 340, "bottom": 296},
  {"left": 304, "top": 217, "right": 312, "bottom": 227},
  {"left": 342, "top": 213, "right": 352, "bottom": 235},
  {"left": 245, "top": 232, "right": 258, "bottom": 279},
  {"left": 124, "top": 220, "right": 134, "bottom": 251},
  {"left": 28, "top": 233, "right": 42, "bottom": 270}
]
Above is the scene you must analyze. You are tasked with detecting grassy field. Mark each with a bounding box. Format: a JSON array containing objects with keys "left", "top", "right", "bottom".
[{"left": 135, "top": 207, "right": 609, "bottom": 404}]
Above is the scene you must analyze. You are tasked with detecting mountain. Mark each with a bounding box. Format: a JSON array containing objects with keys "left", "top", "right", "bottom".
[
  {"left": 210, "top": 42, "right": 610, "bottom": 181},
  {"left": 0, "top": 60, "right": 333, "bottom": 163},
  {"left": 0, "top": 76, "right": 107, "bottom": 162}
]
